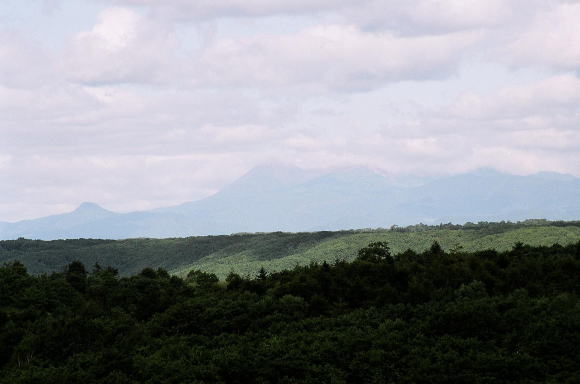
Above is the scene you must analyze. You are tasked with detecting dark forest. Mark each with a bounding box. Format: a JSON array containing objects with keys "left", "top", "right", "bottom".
[{"left": 1, "top": 241, "right": 579, "bottom": 383}]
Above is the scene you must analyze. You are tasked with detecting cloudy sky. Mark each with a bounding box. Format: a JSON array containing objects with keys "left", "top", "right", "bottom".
[{"left": 1, "top": 0, "right": 579, "bottom": 221}]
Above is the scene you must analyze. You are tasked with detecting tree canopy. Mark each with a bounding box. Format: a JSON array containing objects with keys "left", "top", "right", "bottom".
[{"left": 0, "top": 241, "right": 579, "bottom": 383}]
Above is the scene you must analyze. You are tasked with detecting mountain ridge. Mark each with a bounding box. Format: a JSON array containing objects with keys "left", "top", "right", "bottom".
[{"left": 1, "top": 166, "right": 580, "bottom": 240}]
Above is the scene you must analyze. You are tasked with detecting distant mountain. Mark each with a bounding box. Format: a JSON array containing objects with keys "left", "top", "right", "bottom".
[
  {"left": 399, "top": 169, "right": 580, "bottom": 223},
  {"left": 0, "top": 202, "right": 117, "bottom": 240},
  {"left": 216, "top": 164, "right": 322, "bottom": 196},
  {"left": 1, "top": 165, "right": 580, "bottom": 240}
]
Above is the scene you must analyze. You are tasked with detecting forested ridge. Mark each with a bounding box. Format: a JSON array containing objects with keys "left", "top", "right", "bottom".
[
  {"left": 2, "top": 220, "right": 580, "bottom": 278},
  {"left": 1, "top": 240, "right": 579, "bottom": 383}
]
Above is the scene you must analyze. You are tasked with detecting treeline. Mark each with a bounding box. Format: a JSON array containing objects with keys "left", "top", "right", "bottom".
[
  {"left": 1, "top": 242, "right": 579, "bottom": 383},
  {"left": 0, "top": 238, "right": 114, "bottom": 252},
  {"left": 387, "top": 219, "right": 580, "bottom": 234}
]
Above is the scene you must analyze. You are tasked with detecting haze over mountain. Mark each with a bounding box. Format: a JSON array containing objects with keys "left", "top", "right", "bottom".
[{"left": 1, "top": 165, "right": 580, "bottom": 240}]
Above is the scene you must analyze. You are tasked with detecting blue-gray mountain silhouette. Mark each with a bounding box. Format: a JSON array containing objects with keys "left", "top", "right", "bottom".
[{"left": 1, "top": 166, "right": 579, "bottom": 240}]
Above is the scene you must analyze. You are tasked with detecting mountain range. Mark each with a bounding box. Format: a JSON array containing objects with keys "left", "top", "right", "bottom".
[{"left": 2, "top": 165, "right": 580, "bottom": 240}]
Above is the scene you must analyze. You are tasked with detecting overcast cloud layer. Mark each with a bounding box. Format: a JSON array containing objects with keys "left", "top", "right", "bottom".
[{"left": 1, "top": 0, "right": 579, "bottom": 221}]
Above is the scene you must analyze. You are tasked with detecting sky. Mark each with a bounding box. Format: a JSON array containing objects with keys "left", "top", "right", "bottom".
[{"left": 1, "top": 0, "right": 580, "bottom": 222}]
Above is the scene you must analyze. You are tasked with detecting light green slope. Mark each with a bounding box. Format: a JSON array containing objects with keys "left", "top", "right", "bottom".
[{"left": 173, "top": 226, "right": 580, "bottom": 278}]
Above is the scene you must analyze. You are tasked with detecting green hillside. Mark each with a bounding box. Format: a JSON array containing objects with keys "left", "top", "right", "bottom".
[
  {"left": 2, "top": 221, "right": 580, "bottom": 277},
  {"left": 176, "top": 224, "right": 580, "bottom": 278}
]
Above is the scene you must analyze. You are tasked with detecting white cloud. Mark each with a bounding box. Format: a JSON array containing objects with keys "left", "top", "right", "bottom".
[
  {"left": 0, "top": 84, "right": 102, "bottom": 127},
  {"left": 469, "top": 146, "right": 574, "bottom": 176},
  {"left": 509, "top": 128, "right": 580, "bottom": 150},
  {"left": 107, "top": 0, "right": 517, "bottom": 35},
  {"left": 504, "top": 2, "right": 580, "bottom": 71},
  {"left": 0, "top": 154, "right": 11, "bottom": 169},
  {"left": 63, "top": 8, "right": 481, "bottom": 91},
  {"left": 196, "top": 25, "right": 480, "bottom": 91},
  {"left": 198, "top": 124, "right": 277, "bottom": 144},
  {"left": 108, "top": 0, "right": 346, "bottom": 20},
  {"left": 447, "top": 74, "right": 580, "bottom": 121},
  {"left": 64, "top": 7, "right": 177, "bottom": 84},
  {"left": 346, "top": 0, "right": 515, "bottom": 34},
  {"left": 0, "top": 31, "right": 55, "bottom": 89}
]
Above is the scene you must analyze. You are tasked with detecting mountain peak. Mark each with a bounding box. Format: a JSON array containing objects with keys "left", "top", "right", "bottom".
[
  {"left": 242, "top": 163, "right": 312, "bottom": 180},
  {"left": 73, "top": 202, "right": 108, "bottom": 213},
  {"left": 220, "top": 164, "right": 320, "bottom": 196}
]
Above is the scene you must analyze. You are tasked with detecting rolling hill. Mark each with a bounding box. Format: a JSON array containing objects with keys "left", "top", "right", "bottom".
[{"left": 2, "top": 221, "right": 580, "bottom": 277}]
